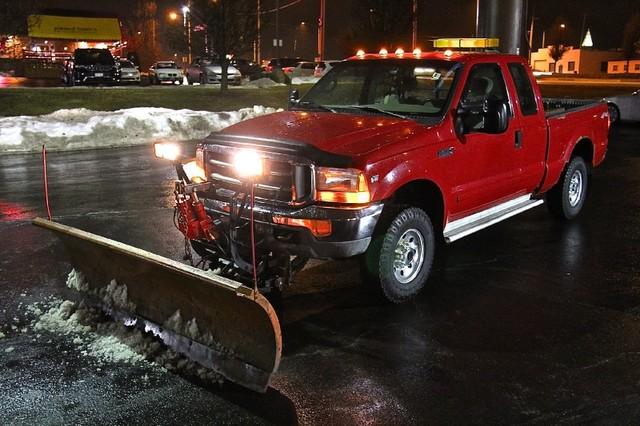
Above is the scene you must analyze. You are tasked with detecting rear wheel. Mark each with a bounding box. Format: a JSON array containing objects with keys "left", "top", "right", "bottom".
[
  {"left": 547, "top": 156, "right": 589, "bottom": 220},
  {"left": 365, "top": 207, "right": 435, "bottom": 303},
  {"left": 608, "top": 103, "right": 620, "bottom": 124}
]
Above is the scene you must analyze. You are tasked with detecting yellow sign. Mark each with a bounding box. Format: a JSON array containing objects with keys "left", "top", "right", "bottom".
[
  {"left": 434, "top": 38, "right": 500, "bottom": 49},
  {"left": 28, "top": 15, "right": 121, "bottom": 41}
]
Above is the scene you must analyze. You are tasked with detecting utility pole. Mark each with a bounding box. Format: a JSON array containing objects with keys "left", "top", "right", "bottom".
[
  {"left": 256, "top": 0, "right": 261, "bottom": 64},
  {"left": 528, "top": 10, "right": 537, "bottom": 62},
  {"left": 412, "top": 0, "right": 418, "bottom": 49},
  {"left": 317, "top": 0, "right": 325, "bottom": 60},
  {"left": 275, "top": 0, "right": 280, "bottom": 57}
]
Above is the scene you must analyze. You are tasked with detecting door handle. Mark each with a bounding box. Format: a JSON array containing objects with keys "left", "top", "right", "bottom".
[{"left": 515, "top": 130, "right": 523, "bottom": 149}]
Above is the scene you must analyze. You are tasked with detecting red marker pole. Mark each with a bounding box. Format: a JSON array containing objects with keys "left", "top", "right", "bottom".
[{"left": 42, "top": 145, "right": 52, "bottom": 220}]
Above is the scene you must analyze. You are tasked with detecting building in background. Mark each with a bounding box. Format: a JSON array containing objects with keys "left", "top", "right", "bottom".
[
  {"left": 607, "top": 60, "right": 640, "bottom": 74},
  {"left": 26, "top": 13, "right": 123, "bottom": 61},
  {"left": 530, "top": 47, "right": 623, "bottom": 75}
]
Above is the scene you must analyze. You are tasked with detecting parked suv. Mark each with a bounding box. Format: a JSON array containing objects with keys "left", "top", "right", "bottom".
[{"left": 63, "top": 48, "right": 118, "bottom": 86}]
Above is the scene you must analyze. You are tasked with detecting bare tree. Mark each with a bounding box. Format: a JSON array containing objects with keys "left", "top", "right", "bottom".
[
  {"left": 546, "top": 17, "right": 575, "bottom": 64},
  {"left": 622, "top": 13, "right": 640, "bottom": 60},
  {"left": 121, "top": 0, "right": 160, "bottom": 68},
  {"left": 190, "top": 0, "right": 258, "bottom": 92}
]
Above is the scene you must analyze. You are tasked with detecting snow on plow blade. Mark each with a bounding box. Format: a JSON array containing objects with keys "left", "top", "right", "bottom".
[{"left": 33, "top": 217, "right": 281, "bottom": 393}]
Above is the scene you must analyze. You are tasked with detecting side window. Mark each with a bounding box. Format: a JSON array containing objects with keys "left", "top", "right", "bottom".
[
  {"left": 460, "top": 63, "right": 509, "bottom": 132},
  {"left": 461, "top": 63, "right": 509, "bottom": 105},
  {"left": 508, "top": 63, "right": 538, "bottom": 116}
]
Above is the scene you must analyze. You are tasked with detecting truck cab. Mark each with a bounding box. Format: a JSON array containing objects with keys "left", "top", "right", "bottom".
[{"left": 159, "top": 41, "right": 609, "bottom": 303}]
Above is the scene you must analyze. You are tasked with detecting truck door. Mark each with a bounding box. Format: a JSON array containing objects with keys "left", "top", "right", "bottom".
[
  {"left": 506, "top": 63, "right": 547, "bottom": 192},
  {"left": 454, "top": 63, "right": 522, "bottom": 214}
]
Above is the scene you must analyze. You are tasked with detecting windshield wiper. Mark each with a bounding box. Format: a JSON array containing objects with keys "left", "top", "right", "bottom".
[
  {"left": 338, "top": 105, "right": 407, "bottom": 119},
  {"left": 295, "top": 101, "right": 336, "bottom": 113}
]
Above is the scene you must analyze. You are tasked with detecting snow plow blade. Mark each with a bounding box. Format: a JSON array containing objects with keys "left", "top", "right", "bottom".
[{"left": 33, "top": 217, "right": 281, "bottom": 393}]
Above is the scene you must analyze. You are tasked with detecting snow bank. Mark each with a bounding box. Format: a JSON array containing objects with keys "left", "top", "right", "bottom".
[
  {"left": 0, "top": 105, "right": 280, "bottom": 153},
  {"left": 0, "top": 331, "right": 5, "bottom": 339},
  {"left": 291, "top": 76, "right": 320, "bottom": 85},
  {"left": 244, "top": 78, "right": 286, "bottom": 88}
]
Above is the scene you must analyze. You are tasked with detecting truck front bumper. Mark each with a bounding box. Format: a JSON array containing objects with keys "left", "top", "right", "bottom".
[{"left": 203, "top": 198, "right": 384, "bottom": 259}]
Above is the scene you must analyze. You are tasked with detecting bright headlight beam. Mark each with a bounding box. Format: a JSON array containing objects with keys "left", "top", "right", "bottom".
[
  {"left": 233, "top": 150, "right": 264, "bottom": 178},
  {"left": 154, "top": 142, "right": 181, "bottom": 161}
]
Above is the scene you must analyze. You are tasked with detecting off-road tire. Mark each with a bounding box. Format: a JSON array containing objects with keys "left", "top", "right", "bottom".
[
  {"left": 366, "top": 207, "right": 435, "bottom": 304},
  {"left": 547, "top": 156, "right": 589, "bottom": 220}
]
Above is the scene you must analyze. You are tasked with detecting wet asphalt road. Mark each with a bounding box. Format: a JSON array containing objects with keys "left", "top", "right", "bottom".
[{"left": 1, "top": 125, "right": 640, "bottom": 425}]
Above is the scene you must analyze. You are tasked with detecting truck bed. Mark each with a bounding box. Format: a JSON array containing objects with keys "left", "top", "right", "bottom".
[
  {"left": 539, "top": 101, "right": 609, "bottom": 194},
  {"left": 543, "top": 98, "right": 599, "bottom": 118}
]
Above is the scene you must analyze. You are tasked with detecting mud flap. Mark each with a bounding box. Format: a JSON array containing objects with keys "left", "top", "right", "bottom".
[{"left": 33, "top": 217, "right": 281, "bottom": 393}]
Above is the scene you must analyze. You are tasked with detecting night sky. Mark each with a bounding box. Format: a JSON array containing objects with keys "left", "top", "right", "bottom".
[{"left": 38, "top": 0, "right": 639, "bottom": 59}]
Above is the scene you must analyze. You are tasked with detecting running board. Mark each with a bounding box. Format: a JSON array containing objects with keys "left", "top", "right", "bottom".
[{"left": 443, "top": 195, "right": 544, "bottom": 243}]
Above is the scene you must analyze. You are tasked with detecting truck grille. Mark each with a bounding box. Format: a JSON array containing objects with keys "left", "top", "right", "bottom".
[{"left": 203, "top": 145, "right": 313, "bottom": 205}]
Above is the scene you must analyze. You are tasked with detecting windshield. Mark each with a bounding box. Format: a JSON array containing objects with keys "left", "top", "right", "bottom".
[
  {"left": 157, "top": 62, "right": 177, "bottom": 69},
  {"left": 299, "top": 59, "right": 461, "bottom": 121},
  {"left": 119, "top": 60, "right": 135, "bottom": 68},
  {"left": 74, "top": 49, "right": 115, "bottom": 66}
]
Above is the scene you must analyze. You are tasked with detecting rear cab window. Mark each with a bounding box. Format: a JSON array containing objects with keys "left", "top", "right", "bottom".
[{"left": 508, "top": 63, "right": 538, "bottom": 116}]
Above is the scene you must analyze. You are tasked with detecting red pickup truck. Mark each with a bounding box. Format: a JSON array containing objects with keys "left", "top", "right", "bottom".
[{"left": 164, "top": 50, "right": 609, "bottom": 303}]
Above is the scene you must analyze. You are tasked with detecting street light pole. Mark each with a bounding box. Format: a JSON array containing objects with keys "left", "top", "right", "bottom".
[
  {"left": 317, "top": 0, "right": 325, "bottom": 60},
  {"left": 183, "top": 4, "right": 192, "bottom": 64}
]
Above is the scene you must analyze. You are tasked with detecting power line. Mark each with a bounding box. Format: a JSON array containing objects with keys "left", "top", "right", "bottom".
[{"left": 260, "top": 0, "right": 304, "bottom": 15}]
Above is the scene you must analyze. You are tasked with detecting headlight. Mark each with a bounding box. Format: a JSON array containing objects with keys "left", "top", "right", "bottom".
[
  {"left": 183, "top": 160, "right": 207, "bottom": 183},
  {"left": 315, "top": 167, "right": 370, "bottom": 204},
  {"left": 154, "top": 142, "right": 182, "bottom": 161},
  {"left": 233, "top": 150, "right": 264, "bottom": 178}
]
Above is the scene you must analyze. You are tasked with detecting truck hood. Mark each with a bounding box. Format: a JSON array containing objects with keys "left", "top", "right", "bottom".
[{"left": 220, "top": 111, "right": 426, "bottom": 157}]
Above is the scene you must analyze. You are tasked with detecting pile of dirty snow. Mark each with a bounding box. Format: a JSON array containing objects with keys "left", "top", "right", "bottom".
[
  {"left": 27, "top": 297, "right": 222, "bottom": 383},
  {"left": 243, "top": 78, "right": 286, "bottom": 88},
  {"left": 0, "top": 105, "right": 280, "bottom": 153}
]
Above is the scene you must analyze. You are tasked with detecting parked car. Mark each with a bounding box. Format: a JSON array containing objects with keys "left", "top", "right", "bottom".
[
  {"left": 117, "top": 59, "right": 140, "bottom": 84},
  {"left": 184, "top": 57, "right": 242, "bottom": 85},
  {"left": 159, "top": 50, "right": 610, "bottom": 303},
  {"left": 314, "top": 60, "right": 341, "bottom": 77},
  {"left": 63, "top": 48, "right": 118, "bottom": 86},
  {"left": 291, "top": 61, "right": 318, "bottom": 78},
  {"left": 230, "top": 58, "right": 262, "bottom": 79},
  {"left": 264, "top": 57, "right": 304, "bottom": 74},
  {"left": 149, "top": 61, "right": 183, "bottom": 85},
  {"left": 604, "top": 89, "right": 640, "bottom": 123}
]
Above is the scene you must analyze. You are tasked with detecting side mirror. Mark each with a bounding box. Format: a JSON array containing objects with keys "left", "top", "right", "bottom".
[
  {"left": 455, "top": 98, "right": 509, "bottom": 136},
  {"left": 288, "top": 89, "right": 300, "bottom": 108},
  {"left": 483, "top": 98, "right": 509, "bottom": 134}
]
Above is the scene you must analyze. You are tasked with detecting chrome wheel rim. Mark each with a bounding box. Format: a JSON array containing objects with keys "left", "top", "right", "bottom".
[
  {"left": 393, "top": 229, "right": 425, "bottom": 284},
  {"left": 568, "top": 169, "right": 583, "bottom": 207}
]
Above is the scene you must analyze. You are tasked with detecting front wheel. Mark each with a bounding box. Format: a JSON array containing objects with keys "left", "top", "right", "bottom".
[
  {"left": 365, "top": 207, "right": 435, "bottom": 303},
  {"left": 546, "top": 156, "right": 589, "bottom": 220}
]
